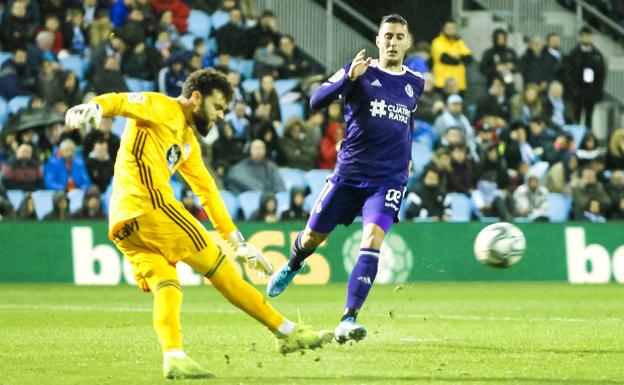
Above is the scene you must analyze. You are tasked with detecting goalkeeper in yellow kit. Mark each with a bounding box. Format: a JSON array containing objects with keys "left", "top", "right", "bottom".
[{"left": 65, "top": 69, "right": 333, "bottom": 379}]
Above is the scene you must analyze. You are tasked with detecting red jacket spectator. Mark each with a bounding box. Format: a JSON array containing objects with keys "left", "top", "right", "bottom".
[
  {"left": 318, "top": 122, "right": 344, "bottom": 169},
  {"left": 152, "top": 0, "right": 190, "bottom": 34},
  {"left": 1, "top": 143, "right": 43, "bottom": 191}
]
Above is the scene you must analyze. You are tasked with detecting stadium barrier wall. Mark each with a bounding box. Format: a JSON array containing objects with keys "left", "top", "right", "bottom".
[{"left": 1, "top": 222, "right": 623, "bottom": 284}]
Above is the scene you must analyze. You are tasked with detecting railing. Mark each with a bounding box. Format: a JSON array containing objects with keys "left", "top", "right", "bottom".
[{"left": 254, "top": 0, "right": 377, "bottom": 72}]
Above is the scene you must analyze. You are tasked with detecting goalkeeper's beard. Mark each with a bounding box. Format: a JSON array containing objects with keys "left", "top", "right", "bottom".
[{"left": 193, "top": 110, "right": 211, "bottom": 137}]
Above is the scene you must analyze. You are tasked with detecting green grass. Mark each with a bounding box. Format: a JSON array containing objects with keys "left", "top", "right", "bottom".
[{"left": 1, "top": 283, "right": 623, "bottom": 385}]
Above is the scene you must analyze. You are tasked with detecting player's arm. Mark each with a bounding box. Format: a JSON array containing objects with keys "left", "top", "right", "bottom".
[
  {"left": 178, "top": 142, "right": 273, "bottom": 275},
  {"left": 65, "top": 92, "right": 159, "bottom": 130},
  {"left": 310, "top": 49, "right": 370, "bottom": 110}
]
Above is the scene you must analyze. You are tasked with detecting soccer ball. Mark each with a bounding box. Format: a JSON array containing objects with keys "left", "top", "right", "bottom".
[{"left": 474, "top": 222, "right": 525, "bottom": 268}]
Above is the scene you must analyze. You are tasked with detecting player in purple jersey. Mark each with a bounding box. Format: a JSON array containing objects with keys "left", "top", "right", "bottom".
[{"left": 267, "top": 14, "right": 424, "bottom": 343}]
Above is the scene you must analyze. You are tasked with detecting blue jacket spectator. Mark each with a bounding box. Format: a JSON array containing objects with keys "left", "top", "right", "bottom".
[
  {"left": 44, "top": 139, "right": 91, "bottom": 191},
  {"left": 0, "top": 49, "right": 33, "bottom": 100},
  {"left": 157, "top": 55, "right": 189, "bottom": 97},
  {"left": 110, "top": 0, "right": 131, "bottom": 28}
]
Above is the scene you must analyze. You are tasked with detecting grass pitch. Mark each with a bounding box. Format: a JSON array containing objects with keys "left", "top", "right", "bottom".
[{"left": 0, "top": 283, "right": 623, "bottom": 385}]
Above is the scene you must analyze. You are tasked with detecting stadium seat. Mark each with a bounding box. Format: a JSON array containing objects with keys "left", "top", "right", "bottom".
[
  {"left": 547, "top": 193, "right": 571, "bottom": 222},
  {"left": 67, "top": 189, "right": 85, "bottom": 213},
  {"left": 0, "top": 97, "right": 8, "bottom": 131},
  {"left": 241, "top": 79, "right": 260, "bottom": 94},
  {"left": 188, "top": 10, "right": 212, "bottom": 37},
  {"left": 101, "top": 179, "right": 113, "bottom": 215},
  {"left": 411, "top": 142, "right": 433, "bottom": 181},
  {"left": 275, "top": 190, "right": 290, "bottom": 217},
  {"left": 562, "top": 124, "right": 587, "bottom": 149},
  {"left": 112, "top": 117, "right": 126, "bottom": 136},
  {"left": 125, "top": 77, "right": 145, "bottom": 93},
  {"left": 238, "top": 190, "right": 262, "bottom": 220},
  {"left": 280, "top": 102, "right": 305, "bottom": 124},
  {"left": 59, "top": 55, "right": 85, "bottom": 80},
  {"left": 304, "top": 169, "right": 331, "bottom": 197},
  {"left": 239, "top": 60, "right": 254, "bottom": 80},
  {"left": 448, "top": 193, "right": 472, "bottom": 222},
  {"left": 206, "top": 37, "right": 218, "bottom": 56},
  {"left": 8, "top": 95, "right": 32, "bottom": 116},
  {"left": 6, "top": 189, "right": 25, "bottom": 210},
  {"left": 528, "top": 161, "right": 550, "bottom": 181},
  {"left": 0, "top": 51, "right": 11, "bottom": 67},
  {"left": 179, "top": 34, "right": 197, "bottom": 51},
  {"left": 275, "top": 79, "right": 300, "bottom": 96},
  {"left": 210, "top": 10, "right": 229, "bottom": 30},
  {"left": 302, "top": 192, "right": 318, "bottom": 213},
  {"left": 31, "top": 190, "right": 55, "bottom": 220},
  {"left": 278, "top": 168, "right": 307, "bottom": 192},
  {"left": 170, "top": 178, "right": 183, "bottom": 201},
  {"left": 218, "top": 190, "right": 239, "bottom": 218}
]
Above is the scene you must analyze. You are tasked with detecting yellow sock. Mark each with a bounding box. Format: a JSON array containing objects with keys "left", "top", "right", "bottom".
[
  {"left": 210, "top": 259, "right": 285, "bottom": 331},
  {"left": 152, "top": 279, "right": 183, "bottom": 351}
]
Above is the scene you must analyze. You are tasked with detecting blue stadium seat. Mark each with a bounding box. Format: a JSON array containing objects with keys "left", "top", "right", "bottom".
[
  {"left": 101, "top": 179, "right": 113, "bottom": 215},
  {"left": 239, "top": 60, "right": 254, "bottom": 80},
  {"left": 218, "top": 190, "right": 239, "bottom": 218},
  {"left": 125, "top": 77, "right": 145, "bottom": 93},
  {"left": 241, "top": 79, "right": 260, "bottom": 94},
  {"left": 302, "top": 191, "right": 318, "bottom": 213},
  {"left": 411, "top": 141, "right": 433, "bottom": 181},
  {"left": 31, "top": 190, "right": 55, "bottom": 220},
  {"left": 275, "top": 79, "right": 300, "bottom": 96},
  {"left": 67, "top": 188, "right": 85, "bottom": 213},
  {"left": 206, "top": 37, "right": 218, "bottom": 56},
  {"left": 59, "top": 55, "right": 85, "bottom": 80},
  {"left": 304, "top": 169, "right": 331, "bottom": 197},
  {"left": 562, "top": 124, "right": 587, "bottom": 149},
  {"left": 547, "top": 193, "right": 571, "bottom": 222},
  {"left": 188, "top": 10, "right": 212, "bottom": 37},
  {"left": 280, "top": 102, "right": 304, "bottom": 124},
  {"left": 448, "top": 193, "right": 472, "bottom": 222},
  {"left": 179, "top": 34, "right": 197, "bottom": 51},
  {"left": 112, "top": 117, "right": 126, "bottom": 136},
  {"left": 278, "top": 168, "right": 307, "bottom": 192},
  {"left": 6, "top": 189, "right": 25, "bottom": 210},
  {"left": 0, "top": 51, "right": 12, "bottom": 67},
  {"left": 238, "top": 190, "right": 262, "bottom": 220},
  {"left": 0, "top": 97, "right": 8, "bottom": 131},
  {"left": 210, "top": 10, "right": 229, "bottom": 30},
  {"left": 170, "top": 178, "right": 183, "bottom": 201},
  {"left": 275, "top": 190, "right": 290, "bottom": 217},
  {"left": 8, "top": 95, "right": 32, "bottom": 116}
]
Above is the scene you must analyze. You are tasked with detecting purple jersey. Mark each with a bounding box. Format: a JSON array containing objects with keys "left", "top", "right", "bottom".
[{"left": 310, "top": 59, "right": 424, "bottom": 186}]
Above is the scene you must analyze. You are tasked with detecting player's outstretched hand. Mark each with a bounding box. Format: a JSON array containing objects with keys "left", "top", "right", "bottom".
[
  {"left": 348, "top": 48, "right": 372, "bottom": 81},
  {"left": 65, "top": 102, "right": 102, "bottom": 130},
  {"left": 236, "top": 242, "right": 273, "bottom": 276}
]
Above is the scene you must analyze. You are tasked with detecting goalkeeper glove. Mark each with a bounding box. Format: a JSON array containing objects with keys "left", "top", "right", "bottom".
[
  {"left": 228, "top": 230, "right": 273, "bottom": 275},
  {"left": 65, "top": 102, "right": 103, "bottom": 131}
]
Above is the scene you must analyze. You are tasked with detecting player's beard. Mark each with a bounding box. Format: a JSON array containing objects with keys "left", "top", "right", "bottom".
[{"left": 193, "top": 108, "right": 211, "bottom": 137}]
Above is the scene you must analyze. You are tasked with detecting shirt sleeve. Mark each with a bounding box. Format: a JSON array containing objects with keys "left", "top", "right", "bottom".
[
  {"left": 177, "top": 139, "right": 237, "bottom": 240},
  {"left": 91, "top": 92, "right": 163, "bottom": 124},
  {"left": 310, "top": 62, "right": 353, "bottom": 110}
]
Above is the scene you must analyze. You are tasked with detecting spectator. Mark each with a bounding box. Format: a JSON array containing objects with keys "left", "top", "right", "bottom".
[
  {"left": 62, "top": 8, "right": 89, "bottom": 56},
  {"left": 83, "top": 116, "right": 121, "bottom": 163},
  {"left": 404, "top": 40, "right": 430, "bottom": 74},
  {"left": 181, "top": 189, "right": 208, "bottom": 221},
  {"left": 305, "top": 110, "right": 324, "bottom": 146},
  {"left": 109, "top": 0, "right": 132, "bottom": 28},
  {"left": 152, "top": 0, "right": 191, "bottom": 34},
  {"left": 226, "top": 139, "right": 285, "bottom": 194},
  {"left": 227, "top": 70, "right": 249, "bottom": 108},
  {"left": 405, "top": 167, "right": 450, "bottom": 221},
  {"left": 546, "top": 32, "right": 565, "bottom": 82},
  {"left": 582, "top": 197, "right": 606, "bottom": 222},
  {"left": 40, "top": 0, "right": 65, "bottom": 22},
  {"left": 253, "top": 37, "right": 285, "bottom": 79},
  {"left": 577, "top": 132, "right": 605, "bottom": 165},
  {"left": 252, "top": 193, "right": 278, "bottom": 223},
  {"left": 426, "top": 148, "right": 453, "bottom": 194},
  {"left": 39, "top": 14, "right": 64, "bottom": 54},
  {"left": 45, "top": 70, "right": 83, "bottom": 108},
  {"left": 280, "top": 188, "right": 308, "bottom": 221},
  {"left": 318, "top": 122, "right": 344, "bottom": 170},
  {"left": 520, "top": 37, "right": 557, "bottom": 91},
  {"left": 245, "top": 10, "right": 280, "bottom": 59},
  {"left": 89, "top": 31, "right": 126, "bottom": 77},
  {"left": 440, "top": 77, "right": 460, "bottom": 101},
  {"left": 448, "top": 144, "right": 476, "bottom": 195},
  {"left": 89, "top": 9, "right": 113, "bottom": 48},
  {"left": 83, "top": 0, "right": 98, "bottom": 28},
  {"left": 0, "top": 48, "right": 33, "bottom": 100},
  {"left": 566, "top": 27, "right": 605, "bottom": 129},
  {"left": 88, "top": 56, "right": 129, "bottom": 94},
  {"left": 413, "top": 72, "right": 444, "bottom": 124},
  {"left": 212, "top": 122, "right": 246, "bottom": 170},
  {"left": 123, "top": 41, "right": 163, "bottom": 80},
  {"left": 44, "top": 138, "right": 91, "bottom": 191},
  {"left": 1, "top": 143, "right": 42, "bottom": 191},
  {"left": 431, "top": 20, "right": 472, "bottom": 94},
  {"left": 17, "top": 192, "right": 38, "bottom": 220},
  {"left": 510, "top": 84, "right": 543, "bottom": 124},
  {"left": 13, "top": 0, "right": 41, "bottom": 33},
  {"left": 215, "top": 7, "right": 247, "bottom": 58},
  {"left": 250, "top": 102, "right": 279, "bottom": 161},
  {"left": 436, "top": 126, "right": 465, "bottom": 150},
  {"left": 545, "top": 151, "right": 579, "bottom": 194},
  {"left": 542, "top": 80, "right": 575, "bottom": 131},
  {"left": 476, "top": 76, "right": 511, "bottom": 122},
  {"left": 513, "top": 173, "right": 549, "bottom": 221},
  {"left": 473, "top": 123, "right": 496, "bottom": 162},
  {"left": 43, "top": 190, "right": 70, "bottom": 220},
  {"left": 120, "top": 8, "right": 148, "bottom": 48},
  {"left": 86, "top": 139, "right": 114, "bottom": 193},
  {"left": 157, "top": 54, "right": 189, "bottom": 97},
  {"left": 473, "top": 144, "right": 513, "bottom": 222},
  {"left": 157, "top": 10, "right": 181, "bottom": 45},
  {"left": 572, "top": 167, "right": 610, "bottom": 219},
  {"left": 607, "top": 128, "right": 624, "bottom": 170},
  {"left": 479, "top": 29, "right": 518, "bottom": 94},
  {"left": 251, "top": 75, "right": 282, "bottom": 125},
  {"left": 607, "top": 170, "right": 624, "bottom": 220},
  {"left": 224, "top": 101, "right": 250, "bottom": 141},
  {"left": 504, "top": 121, "right": 536, "bottom": 169},
  {"left": 434, "top": 94, "right": 475, "bottom": 145},
  {"left": 1, "top": 1, "right": 31, "bottom": 52},
  {"left": 72, "top": 185, "right": 106, "bottom": 219},
  {"left": 279, "top": 117, "right": 319, "bottom": 170},
  {"left": 28, "top": 31, "right": 57, "bottom": 75},
  {"left": 0, "top": 186, "right": 15, "bottom": 220},
  {"left": 527, "top": 117, "right": 557, "bottom": 163},
  {"left": 278, "top": 34, "right": 312, "bottom": 79}
]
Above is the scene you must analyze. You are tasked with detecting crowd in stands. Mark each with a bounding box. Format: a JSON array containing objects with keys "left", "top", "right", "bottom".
[{"left": 0, "top": 0, "right": 621, "bottom": 224}]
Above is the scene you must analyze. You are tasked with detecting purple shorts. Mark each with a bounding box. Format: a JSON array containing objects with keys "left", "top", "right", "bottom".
[{"left": 307, "top": 175, "right": 405, "bottom": 234}]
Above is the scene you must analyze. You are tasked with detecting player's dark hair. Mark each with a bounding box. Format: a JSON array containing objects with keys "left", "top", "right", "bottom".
[
  {"left": 380, "top": 14, "right": 408, "bottom": 31},
  {"left": 181, "top": 68, "right": 233, "bottom": 103}
]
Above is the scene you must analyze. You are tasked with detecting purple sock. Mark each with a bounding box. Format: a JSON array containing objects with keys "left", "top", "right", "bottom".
[
  {"left": 288, "top": 232, "right": 315, "bottom": 270},
  {"left": 342, "top": 248, "right": 379, "bottom": 321}
]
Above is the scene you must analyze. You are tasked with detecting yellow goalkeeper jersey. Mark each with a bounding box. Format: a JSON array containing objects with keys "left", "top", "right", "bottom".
[{"left": 92, "top": 92, "right": 236, "bottom": 240}]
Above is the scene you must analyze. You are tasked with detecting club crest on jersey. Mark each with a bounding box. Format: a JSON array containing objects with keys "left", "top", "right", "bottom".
[
  {"left": 166, "top": 144, "right": 182, "bottom": 170},
  {"left": 127, "top": 93, "right": 146, "bottom": 104},
  {"left": 405, "top": 84, "right": 414, "bottom": 97}
]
